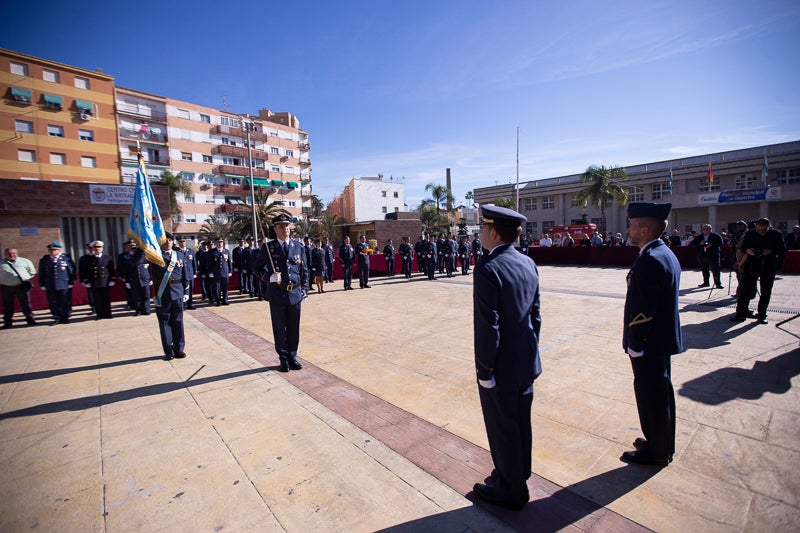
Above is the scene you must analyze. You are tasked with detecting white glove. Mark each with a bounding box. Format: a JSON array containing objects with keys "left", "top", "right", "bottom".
[
  {"left": 68, "top": 284, "right": 73, "bottom": 289},
  {"left": 182, "top": 295, "right": 189, "bottom": 302},
  {"left": 209, "top": 273, "right": 214, "bottom": 278},
  {"left": 40, "top": 286, "right": 46, "bottom": 291},
  {"left": 242, "top": 270, "right": 247, "bottom": 273},
  {"left": 228, "top": 273, "right": 232, "bottom": 277},
  {"left": 83, "top": 283, "right": 91, "bottom": 288},
  {"left": 125, "top": 283, "right": 131, "bottom": 289},
  {"left": 234, "top": 268, "right": 239, "bottom": 272},
  {"left": 478, "top": 376, "right": 496, "bottom": 389},
  {"left": 108, "top": 281, "right": 115, "bottom": 286},
  {"left": 627, "top": 347, "right": 644, "bottom": 358},
  {"left": 149, "top": 281, "right": 153, "bottom": 285}
]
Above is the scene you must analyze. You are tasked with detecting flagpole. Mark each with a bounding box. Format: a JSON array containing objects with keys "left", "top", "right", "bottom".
[{"left": 515, "top": 126, "right": 520, "bottom": 212}]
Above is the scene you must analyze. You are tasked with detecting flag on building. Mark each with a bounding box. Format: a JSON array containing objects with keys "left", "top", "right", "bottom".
[
  {"left": 129, "top": 152, "right": 166, "bottom": 266},
  {"left": 707, "top": 162, "right": 715, "bottom": 188},
  {"left": 762, "top": 154, "right": 768, "bottom": 185},
  {"left": 668, "top": 168, "right": 674, "bottom": 194}
]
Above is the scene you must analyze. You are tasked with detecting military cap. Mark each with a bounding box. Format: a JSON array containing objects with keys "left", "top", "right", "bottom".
[
  {"left": 178, "top": 235, "right": 187, "bottom": 241},
  {"left": 736, "top": 220, "right": 747, "bottom": 226},
  {"left": 480, "top": 204, "right": 527, "bottom": 228},
  {"left": 272, "top": 213, "right": 292, "bottom": 225},
  {"left": 627, "top": 202, "right": 671, "bottom": 220},
  {"left": 124, "top": 239, "right": 136, "bottom": 246},
  {"left": 90, "top": 240, "right": 104, "bottom": 247},
  {"left": 164, "top": 231, "right": 174, "bottom": 240},
  {"left": 47, "top": 241, "right": 63, "bottom": 249}
]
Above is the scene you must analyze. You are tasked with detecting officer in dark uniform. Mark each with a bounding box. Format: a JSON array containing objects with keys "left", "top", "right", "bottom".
[
  {"left": 443, "top": 234, "right": 456, "bottom": 277},
  {"left": 322, "top": 237, "right": 335, "bottom": 283},
  {"left": 339, "top": 236, "right": 355, "bottom": 290},
  {"left": 127, "top": 242, "right": 152, "bottom": 315},
  {"left": 383, "top": 239, "right": 395, "bottom": 276},
  {"left": 79, "top": 240, "right": 116, "bottom": 319},
  {"left": 209, "top": 238, "right": 232, "bottom": 305},
  {"left": 250, "top": 238, "right": 265, "bottom": 300},
  {"left": 253, "top": 213, "right": 309, "bottom": 372},
  {"left": 472, "top": 204, "right": 541, "bottom": 511},
  {"left": 355, "top": 235, "right": 371, "bottom": 288},
  {"left": 176, "top": 237, "right": 196, "bottom": 309},
  {"left": 303, "top": 236, "right": 314, "bottom": 289},
  {"left": 398, "top": 236, "right": 413, "bottom": 278},
  {"left": 436, "top": 233, "right": 446, "bottom": 274},
  {"left": 422, "top": 234, "right": 437, "bottom": 280},
  {"left": 691, "top": 224, "right": 724, "bottom": 288},
  {"left": 117, "top": 240, "right": 136, "bottom": 310},
  {"left": 458, "top": 234, "right": 471, "bottom": 275},
  {"left": 150, "top": 232, "right": 190, "bottom": 361},
  {"left": 243, "top": 237, "right": 255, "bottom": 296},
  {"left": 414, "top": 235, "right": 426, "bottom": 273},
  {"left": 232, "top": 237, "right": 247, "bottom": 294},
  {"left": 38, "top": 242, "right": 76, "bottom": 325},
  {"left": 622, "top": 202, "right": 683, "bottom": 467},
  {"left": 472, "top": 233, "right": 484, "bottom": 264},
  {"left": 197, "top": 241, "right": 211, "bottom": 301}
]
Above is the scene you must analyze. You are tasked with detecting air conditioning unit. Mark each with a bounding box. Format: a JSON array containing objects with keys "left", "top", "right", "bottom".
[{"left": 80, "top": 112, "right": 91, "bottom": 120}]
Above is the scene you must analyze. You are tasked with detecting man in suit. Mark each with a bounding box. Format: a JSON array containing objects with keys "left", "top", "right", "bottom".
[
  {"left": 622, "top": 202, "right": 683, "bottom": 467},
  {"left": 38, "top": 242, "right": 76, "bottom": 325},
  {"left": 322, "top": 237, "right": 335, "bottom": 283},
  {"left": 209, "top": 238, "right": 232, "bottom": 305},
  {"left": 472, "top": 234, "right": 484, "bottom": 264},
  {"left": 355, "top": 235, "right": 371, "bottom": 288},
  {"left": 79, "top": 240, "right": 116, "bottom": 319},
  {"left": 253, "top": 213, "right": 309, "bottom": 372},
  {"left": 197, "top": 241, "right": 211, "bottom": 301},
  {"left": 414, "top": 235, "right": 426, "bottom": 273},
  {"left": 150, "top": 232, "right": 190, "bottom": 361},
  {"left": 176, "top": 237, "right": 196, "bottom": 309},
  {"left": 472, "top": 204, "right": 541, "bottom": 511},
  {"left": 731, "top": 217, "right": 786, "bottom": 324},
  {"left": 692, "top": 223, "right": 724, "bottom": 288},
  {"left": 339, "top": 236, "right": 355, "bottom": 290}
]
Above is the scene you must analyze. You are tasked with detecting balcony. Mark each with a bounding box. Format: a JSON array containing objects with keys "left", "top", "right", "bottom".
[
  {"left": 216, "top": 203, "right": 242, "bottom": 214},
  {"left": 299, "top": 141, "right": 311, "bottom": 151},
  {"left": 212, "top": 144, "right": 270, "bottom": 161},
  {"left": 122, "top": 156, "right": 170, "bottom": 168},
  {"left": 119, "top": 128, "right": 167, "bottom": 144},
  {"left": 116, "top": 104, "right": 168, "bottom": 122},
  {"left": 214, "top": 164, "right": 272, "bottom": 179},
  {"left": 215, "top": 183, "right": 245, "bottom": 194},
  {"left": 299, "top": 159, "right": 311, "bottom": 167},
  {"left": 210, "top": 124, "right": 266, "bottom": 142}
]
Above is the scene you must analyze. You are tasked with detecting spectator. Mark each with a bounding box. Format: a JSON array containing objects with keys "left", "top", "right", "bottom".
[
  {"left": 786, "top": 225, "right": 800, "bottom": 250},
  {"left": 1, "top": 247, "right": 37, "bottom": 328}
]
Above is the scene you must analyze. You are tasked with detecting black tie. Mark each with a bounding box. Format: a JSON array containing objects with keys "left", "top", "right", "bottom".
[{"left": 283, "top": 242, "right": 288, "bottom": 256}]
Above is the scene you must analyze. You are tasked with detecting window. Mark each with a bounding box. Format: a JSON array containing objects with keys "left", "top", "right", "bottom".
[
  {"left": 78, "top": 129, "right": 94, "bottom": 141},
  {"left": 287, "top": 201, "right": 297, "bottom": 207},
  {"left": 81, "top": 156, "right": 96, "bottom": 168},
  {"left": 220, "top": 116, "right": 239, "bottom": 128},
  {"left": 270, "top": 147, "right": 279, "bottom": 155},
  {"left": 50, "top": 153, "right": 66, "bottom": 165},
  {"left": 734, "top": 174, "right": 759, "bottom": 190},
  {"left": 651, "top": 183, "right": 668, "bottom": 200},
  {"left": 628, "top": 185, "right": 644, "bottom": 202},
  {"left": 285, "top": 149, "right": 294, "bottom": 158},
  {"left": 202, "top": 154, "right": 213, "bottom": 163},
  {"left": 10, "top": 87, "right": 32, "bottom": 103},
  {"left": 524, "top": 198, "right": 537, "bottom": 211},
  {"left": 15, "top": 120, "right": 33, "bottom": 133},
  {"left": 200, "top": 113, "right": 210, "bottom": 123},
  {"left": 271, "top": 165, "right": 280, "bottom": 172},
  {"left": 590, "top": 217, "right": 604, "bottom": 227},
  {"left": 18, "top": 149, "right": 35, "bottom": 162},
  {"left": 183, "top": 214, "right": 197, "bottom": 223},
  {"left": 526, "top": 222, "right": 537, "bottom": 235},
  {"left": 43, "top": 69, "right": 59, "bottom": 83},
  {"left": 222, "top": 156, "right": 241, "bottom": 166},
  {"left": 382, "top": 206, "right": 388, "bottom": 213},
  {"left": 393, "top": 191, "right": 399, "bottom": 198},
  {"left": 542, "top": 221, "right": 555, "bottom": 233},
  {"left": 542, "top": 196, "right": 555, "bottom": 209},
  {"left": 47, "top": 125, "right": 64, "bottom": 137},
  {"left": 775, "top": 168, "right": 800, "bottom": 184},
  {"left": 177, "top": 108, "right": 190, "bottom": 119},
  {"left": 128, "top": 145, "right": 138, "bottom": 157},
  {"left": 381, "top": 191, "right": 387, "bottom": 197},
  {"left": 698, "top": 178, "right": 720, "bottom": 192},
  {"left": 181, "top": 152, "right": 192, "bottom": 161},
  {"left": 569, "top": 195, "right": 579, "bottom": 207},
  {"left": 394, "top": 207, "right": 399, "bottom": 212},
  {"left": 10, "top": 62, "right": 28, "bottom": 76},
  {"left": 43, "top": 94, "right": 62, "bottom": 110},
  {"left": 74, "top": 77, "right": 89, "bottom": 89}
]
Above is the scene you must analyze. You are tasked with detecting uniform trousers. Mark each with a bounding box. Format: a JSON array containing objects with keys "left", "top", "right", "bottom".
[
  {"left": 131, "top": 285, "right": 151, "bottom": 314},
  {"left": 385, "top": 257, "right": 394, "bottom": 276},
  {"left": 90, "top": 287, "right": 112, "bottom": 318},
  {"left": 155, "top": 299, "right": 185, "bottom": 356},
  {"left": 325, "top": 261, "right": 334, "bottom": 283},
  {"left": 478, "top": 385, "right": 533, "bottom": 497},
  {"left": 268, "top": 291, "right": 302, "bottom": 362},
  {"left": 213, "top": 277, "right": 228, "bottom": 304},
  {"left": 630, "top": 354, "right": 675, "bottom": 460},
  {"left": 358, "top": 263, "right": 369, "bottom": 287},
  {"left": 46, "top": 288, "right": 71, "bottom": 321},
  {"left": 342, "top": 263, "right": 353, "bottom": 289}
]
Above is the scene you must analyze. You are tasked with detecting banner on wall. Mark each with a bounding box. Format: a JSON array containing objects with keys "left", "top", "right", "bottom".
[
  {"left": 697, "top": 187, "right": 781, "bottom": 205},
  {"left": 89, "top": 185, "right": 135, "bottom": 205}
]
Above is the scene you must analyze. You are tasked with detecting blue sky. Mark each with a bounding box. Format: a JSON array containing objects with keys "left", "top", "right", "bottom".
[{"left": 3, "top": 0, "right": 799, "bottom": 208}]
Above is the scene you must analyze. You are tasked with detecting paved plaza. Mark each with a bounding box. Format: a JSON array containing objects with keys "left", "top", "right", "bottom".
[{"left": 1, "top": 264, "right": 798, "bottom": 532}]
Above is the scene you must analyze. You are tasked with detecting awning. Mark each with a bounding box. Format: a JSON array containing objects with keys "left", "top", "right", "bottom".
[
  {"left": 43, "top": 94, "right": 63, "bottom": 105},
  {"left": 75, "top": 100, "right": 93, "bottom": 112},
  {"left": 270, "top": 179, "right": 284, "bottom": 187},
  {"left": 286, "top": 181, "right": 299, "bottom": 189},
  {"left": 11, "top": 87, "right": 32, "bottom": 100},
  {"left": 247, "top": 178, "right": 269, "bottom": 187}
]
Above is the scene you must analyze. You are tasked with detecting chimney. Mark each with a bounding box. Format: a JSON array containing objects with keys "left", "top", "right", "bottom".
[{"left": 446, "top": 168, "right": 452, "bottom": 211}]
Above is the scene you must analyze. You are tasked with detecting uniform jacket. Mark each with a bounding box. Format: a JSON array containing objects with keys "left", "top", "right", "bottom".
[
  {"left": 414, "top": 239, "right": 425, "bottom": 257},
  {"left": 209, "top": 247, "right": 232, "bottom": 278},
  {"left": 473, "top": 243, "right": 542, "bottom": 389},
  {"left": 80, "top": 253, "right": 116, "bottom": 288},
  {"left": 472, "top": 238, "right": 483, "bottom": 258},
  {"left": 623, "top": 240, "right": 683, "bottom": 357},
  {"left": 399, "top": 242, "right": 413, "bottom": 259},
  {"left": 423, "top": 240, "right": 437, "bottom": 258},
  {"left": 383, "top": 244, "right": 395, "bottom": 260},
  {"left": 150, "top": 249, "right": 190, "bottom": 302},
  {"left": 117, "top": 251, "right": 133, "bottom": 282},
  {"left": 355, "top": 242, "right": 370, "bottom": 267},
  {"left": 38, "top": 253, "right": 76, "bottom": 290},
  {"left": 323, "top": 243, "right": 335, "bottom": 267},
  {"left": 127, "top": 249, "right": 152, "bottom": 289},
  {"left": 178, "top": 247, "right": 196, "bottom": 279},
  {"left": 254, "top": 239, "right": 309, "bottom": 305},
  {"left": 458, "top": 240, "right": 471, "bottom": 257},
  {"left": 339, "top": 243, "right": 354, "bottom": 266},
  {"left": 311, "top": 247, "right": 327, "bottom": 275},
  {"left": 232, "top": 245, "right": 245, "bottom": 270}
]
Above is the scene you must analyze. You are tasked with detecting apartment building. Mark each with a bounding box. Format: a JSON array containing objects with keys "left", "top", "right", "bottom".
[
  {"left": 474, "top": 141, "right": 800, "bottom": 238},
  {"left": 327, "top": 176, "right": 406, "bottom": 223}
]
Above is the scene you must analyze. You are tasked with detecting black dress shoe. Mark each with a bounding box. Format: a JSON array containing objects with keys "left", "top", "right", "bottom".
[
  {"left": 756, "top": 316, "right": 768, "bottom": 324},
  {"left": 288, "top": 359, "right": 303, "bottom": 370},
  {"left": 483, "top": 470, "right": 498, "bottom": 486},
  {"left": 163, "top": 353, "right": 174, "bottom": 361},
  {"left": 620, "top": 450, "right": 670, "bottom": 467},
  {"left": 698, "top": 282, "right": 710, "bottom": 287},
  {"left": 26, "top": 318, "right": 37, "bottom": 325},
  {"left": 472, "top": 483, "right": 528, "bottom": 511},
  {"left": 715, "top": 284, "right": 724, "bottom": 289},
  {"left": 1, "top": 324, "right": 12, "bottom": 329},
  {"left": 279, "top": 360, "right": 290, "bottom": 373},
  {"left": 633, "top": 437, "right": 648, "bottom": 450},
  {"left": 62, "top": 318, "right": 69, "bottom": 324},
  {"left": 174, "top": 352, "right": 186, "bottom": 359},
  {"left": 51, "top": 318, "right": 61, "bottom": 326}
]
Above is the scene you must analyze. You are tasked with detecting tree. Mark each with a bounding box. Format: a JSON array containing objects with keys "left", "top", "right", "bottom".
[
  {"left": 229, "top": 187, "right": 285, "bottom": 240},
  {"left": 575, "top": 165, "right": 629, "bottom": 232},
  {"left": 419, "top": 205, "right": 447, "bottom": 234},
  {"left": 316, "top": 212, "right": 346, "bottom": 241},
  {"left": 293, "top": 217, "right": 314, "bottom": 239},
  {"left": 465, "top": 190, "right": 475, "bottom": 207},
  {"left": 199, "top": 215, "right": 237, "bottom": 242},
  {"left": 158, "top": 170, "right": 192, "bottom": 231},
  {"left": 309, "top": 195, "right": 324, "bottom": 218},
  {"left": 492, "top": 197, "right": 516, "bottom": 209},
  {"left": 424, "top": 182, "right": 455, "bottom": 211}
]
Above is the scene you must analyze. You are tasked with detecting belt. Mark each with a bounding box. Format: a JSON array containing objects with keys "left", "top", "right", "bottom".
[
  {"left": 168, "top": 278, "right": 181, "bottom": 285},
  {"left": 271, "top": 283, "right": 296, "bottom": 291}
]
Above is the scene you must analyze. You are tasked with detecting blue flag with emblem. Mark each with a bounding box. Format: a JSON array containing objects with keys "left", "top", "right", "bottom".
[{"left": 129, "top": 152, "right": 166, "bottom": 267}]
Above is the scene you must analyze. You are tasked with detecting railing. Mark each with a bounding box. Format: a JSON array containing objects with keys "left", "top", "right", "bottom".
[
  {"left": 210, "top": 124, "right": 266, "bottom": 142},
  {"left": 116, "top": 104, "right": 168, "bottom": 122},
  {"left": 214, "top": 165, "right": 272, "bottom": 179},
  {"left": 119, "top": 129, "right": 167, "bottom": 143},
  {"left": 216, "top": 184, "right": 245, "bottom": 194},
  {"left": 121, "top": 156, "right": 170, "bottom": 167},
  {"left": 212, "top": 144, "right": 270, "bottom": 161}
]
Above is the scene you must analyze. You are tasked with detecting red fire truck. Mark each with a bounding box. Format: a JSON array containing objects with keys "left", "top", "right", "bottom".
[{"left": 533, "top": 223, "right": 597, "bottom": 245}]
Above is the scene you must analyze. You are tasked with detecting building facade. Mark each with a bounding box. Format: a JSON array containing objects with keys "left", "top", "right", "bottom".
[
  {"left": 327, "top": 176, "right": 406, "bottom": 223},
  {"left": 474, "top": 141, "right": 800, "bottom": 238}
]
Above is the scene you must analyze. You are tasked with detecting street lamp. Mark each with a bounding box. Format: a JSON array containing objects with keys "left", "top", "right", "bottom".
[{"left": 241, "top": 116, "right": 258, "bottom": 243}]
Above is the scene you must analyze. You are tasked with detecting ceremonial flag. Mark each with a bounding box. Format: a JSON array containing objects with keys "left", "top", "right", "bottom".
[
  {"left": 707, "top": 162, "right": 715, "bottom": 188},
  {"left": 129, "top": 152, "right": 166, "bottom": 266},
  {"left": 762, "top": 154, "right": 768, "bottom": 184},
  {"left": 668, "top": 168, "right": 673, "bottom": 194}
]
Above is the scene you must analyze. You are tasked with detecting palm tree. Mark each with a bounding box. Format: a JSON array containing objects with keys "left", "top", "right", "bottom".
[
  {"left": 419, "top": 205, "right": 447, "bottom": 234},
  {"left": 309, "top": 195, "right": 324, "bottom": 218},
  {"left": 465, "top": 190, "right": 475, "bottom": 207},
  {"left": 199, "top": 215, "right": 237, "bottom": 242},
  {"left": 424, "top": 182, "right": 455, "bottom": 211},
  {"left": 317, "top": 212, "right": 346, "bottom": 241},
  {"left": 575, "top": 165, "right": 629, "bottom": 232},
  {"left": 158, "top": 170, "right": 192, "bottom": 231},
  {"left": 492, "top": 197, "right": 516, "bottom": 209},
  {"left": 229, "top": 187, "right": 285, "bottom": 240},
  {"left": 293, "top": 217, "right": 314, "bottom": 239}
]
